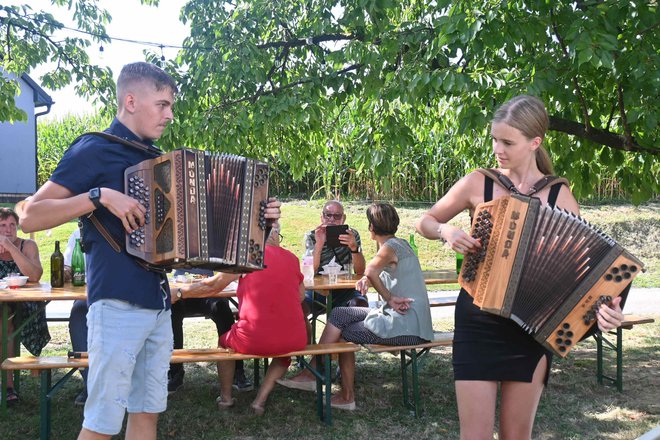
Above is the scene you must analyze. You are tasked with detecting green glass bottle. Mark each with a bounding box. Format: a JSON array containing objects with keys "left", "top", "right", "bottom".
[
  {"left": 71, "top": 238, "right": 86, "bottom": 286},
  {"left": 50, "top": 240, "right": 64, "bottom": 288},
  {"left": 409, "top": 233, "right": 418, "bottom": 256}
]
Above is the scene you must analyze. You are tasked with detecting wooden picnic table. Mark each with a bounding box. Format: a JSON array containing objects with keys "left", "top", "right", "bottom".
[
  {"left": 305, "top": 269, "right": 459, "bottom": 341},
  {"left": 0, "top": 269, "right": 459, "bottom": 411}
]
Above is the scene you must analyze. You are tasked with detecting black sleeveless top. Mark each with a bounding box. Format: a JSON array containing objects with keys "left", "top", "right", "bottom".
[
  {"left": 0, "top": 239, "right": 52, "bottom": 356},
  {"left": 452, "top": 177, "right": 564, "bottom": 385}
]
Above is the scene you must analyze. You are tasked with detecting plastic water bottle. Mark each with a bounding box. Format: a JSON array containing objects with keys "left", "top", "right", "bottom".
[
  {"left": 302, "top": 248, "right": 314, "bottom": 283},
  {"left": 409, "top": 233, "right": 418, "bottom": 256}
]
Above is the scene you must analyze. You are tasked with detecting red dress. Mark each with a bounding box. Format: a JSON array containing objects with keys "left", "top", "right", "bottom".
[{"left": 220, "top": 245, "right": 307, "bottom": 356}]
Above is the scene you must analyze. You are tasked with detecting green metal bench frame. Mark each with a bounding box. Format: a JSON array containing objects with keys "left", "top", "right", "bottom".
[
  {"left": 366, "top": 332, "right": 453, "bottom": 417},
  {"left": 594, "top": 316, "right": 654, "bottom": 392},
  {"left": 2, "top": 343, "right": 358, "bottom": 439}
]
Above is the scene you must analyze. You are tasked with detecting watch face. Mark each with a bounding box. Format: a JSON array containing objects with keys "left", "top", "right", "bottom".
[{"left": 90, "top": 188, "right": 100, "bottom": 198}]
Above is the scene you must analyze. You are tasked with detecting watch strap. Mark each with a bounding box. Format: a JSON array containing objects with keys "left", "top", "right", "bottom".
[{"left": 89, "top": 188, "right": 102, "bottom": 210}]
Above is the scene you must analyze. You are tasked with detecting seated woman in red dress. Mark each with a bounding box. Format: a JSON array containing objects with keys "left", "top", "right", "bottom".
[{"left": 176, "top": 223, "right": 306, "bottom": 415}]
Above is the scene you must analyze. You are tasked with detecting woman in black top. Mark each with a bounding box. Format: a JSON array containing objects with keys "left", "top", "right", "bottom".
[{"left": 416, "top": 96, "right": 625, "bottom": 439}]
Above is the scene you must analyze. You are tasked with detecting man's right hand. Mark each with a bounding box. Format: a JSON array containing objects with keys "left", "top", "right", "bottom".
[
  {"left": 314, "top": 224, "right": 327, "bottom": 247},
  {"left": 100, "top": 188, "right": 147, "bottom": 233}
]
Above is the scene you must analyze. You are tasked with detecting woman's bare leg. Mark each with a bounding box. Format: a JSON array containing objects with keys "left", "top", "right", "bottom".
[
  {"left": 252, "top": 358, "right": 289, "bottom": 412},
  {"left": 455, "top": 380, "right": 498, "bottom": 440},
  {"left": 288, "top": 322, "right": 342, "bottom": 382},
  {"left": 216, "top": 360, "right": 235, "bottom": 404},
  {"left": 331, "top": 350, "right": 355, "bottom": 404},
  {"left": 498, "top": 356, "right": 547, "bottom": 440}
]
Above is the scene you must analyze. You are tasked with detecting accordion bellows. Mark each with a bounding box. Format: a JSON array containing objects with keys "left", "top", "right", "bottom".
[
  {"left": 124, "top": 149, "right": 269, "bottom": 272},
  {"left": 459, "top": 194, "right": 644, "bottom": 356}
]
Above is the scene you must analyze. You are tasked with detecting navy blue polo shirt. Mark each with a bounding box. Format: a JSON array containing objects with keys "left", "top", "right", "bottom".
[{"left": 50, "top": 118, "right": 170, "bottom": 310}]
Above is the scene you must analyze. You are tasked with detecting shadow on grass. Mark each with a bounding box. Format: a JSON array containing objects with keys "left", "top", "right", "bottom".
[{"left": 2, "top": 319, "right": 658, "bottom": 439}]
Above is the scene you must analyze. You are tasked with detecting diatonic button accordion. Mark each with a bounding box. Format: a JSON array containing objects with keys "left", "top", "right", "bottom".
[
  {"left": 124, "top": 149, "right": 269, "bottom": 273},
  {"left": 459, "top": 194, "right": 644, "bottom": 356}
]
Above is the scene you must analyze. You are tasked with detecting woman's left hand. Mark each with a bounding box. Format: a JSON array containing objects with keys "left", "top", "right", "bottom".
[
  {"left": 388, "top": 296, "right": 414, "bottom": 314},
  {"left": 597, "top": 296, "right": 624, "bottom": 332}
]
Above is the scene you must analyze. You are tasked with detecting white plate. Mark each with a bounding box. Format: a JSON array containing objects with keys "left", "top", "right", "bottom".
[
  {"left": 319, "top": 270, "right": 347, "bottom": 276},
  {"left": 0, "top": 282, "right": 7, "bottom": 290}
]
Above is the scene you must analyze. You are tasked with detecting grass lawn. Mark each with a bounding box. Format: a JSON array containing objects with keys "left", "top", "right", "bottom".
[
  {"left": 4, "top": 318, "right": 659, "bottom": 439},
  {"left": 4, "top": 199, "right": 658, "bottom": 438}
]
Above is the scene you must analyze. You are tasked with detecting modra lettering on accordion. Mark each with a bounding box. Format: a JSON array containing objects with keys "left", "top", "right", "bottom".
[
  {"left": 124, "top": 149, "right": 270, "bottom": 273},
  {"left": 459, "top": 194, "right": 645, "bottom": 357}
]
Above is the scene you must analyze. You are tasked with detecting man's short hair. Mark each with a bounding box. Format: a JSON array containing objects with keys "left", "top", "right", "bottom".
[
  {"left": 323, "top": 200, "right": 344, "bottom": 213},
  {"left": 116, "top": 62, "right": 177, "bottom": 107}
]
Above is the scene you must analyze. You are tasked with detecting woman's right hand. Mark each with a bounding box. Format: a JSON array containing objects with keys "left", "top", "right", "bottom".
[
  {"left": 443, "top": 224, "right": 481, "bottom": 255},
  {"left": 355, "top": 276, "right": 370, "bottom": 295}
]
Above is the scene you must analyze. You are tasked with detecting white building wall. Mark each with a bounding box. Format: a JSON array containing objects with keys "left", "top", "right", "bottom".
[{"left": 0, "top": 73, "right": 38, "bottom": 196}]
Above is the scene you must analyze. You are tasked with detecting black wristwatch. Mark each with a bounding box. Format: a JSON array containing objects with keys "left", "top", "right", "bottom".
[
  {"left": 350, "top": 246, "right": 361, "bottom": 254},
  {"left": 176, "top": 287, "right": 183, "bottom": 299},
  {"left": 88, "top": 188, "right": 102, "bottom": 210}
]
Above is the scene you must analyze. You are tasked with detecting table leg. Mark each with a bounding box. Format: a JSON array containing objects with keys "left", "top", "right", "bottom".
[{"left": 1, "top": 304, "right": 8, "bottom": 415}]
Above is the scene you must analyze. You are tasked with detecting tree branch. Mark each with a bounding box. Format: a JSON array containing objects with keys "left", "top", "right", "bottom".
[
  {"left": 548, "top": 115, "right": 657, "bottom": 154},
  {"left": 616, "top": 83, "right": 635, "bottom": 150},
  {"left": 210, "top": 63, "right": 363, "bottom": 111},
  {"left": 550, "top": 9, "right": 592, "bottom": 131},
  {"left": 256, "top": 33, "right": 361, "bottom": 50}
]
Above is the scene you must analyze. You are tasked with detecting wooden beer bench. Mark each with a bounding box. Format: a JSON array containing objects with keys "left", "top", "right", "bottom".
[
  {"left": 1, "top": 342, "right": 360, "bottom": 440},
  {"left": 593, "top": 314, "right": 655, "bottom": 391},
  {"left": 364, "top": 332, "right": 454, "bottom": 417}
]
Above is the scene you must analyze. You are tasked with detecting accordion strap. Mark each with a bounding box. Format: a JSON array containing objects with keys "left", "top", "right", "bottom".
[
  {"left": 87, "top": 214, "right": 121, "bottom": 253},
  {"left": 75, "top": 131, "right": 167, "bottom": 274},
  {"left": 477, "top": 168, "right": 568, "bottom": 196},
  {"left": 72, "top": 131, "right": 163, "bottom": 157}
]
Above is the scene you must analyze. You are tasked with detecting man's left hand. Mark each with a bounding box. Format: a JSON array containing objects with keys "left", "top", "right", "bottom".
[{"left": 339, "top": 229, "right": 358, "bottom": 252}]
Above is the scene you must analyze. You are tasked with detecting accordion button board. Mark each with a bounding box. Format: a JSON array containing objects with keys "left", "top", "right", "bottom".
[
  {"left": 124, "top": 149, "right": 270, "bottom": 273},
  {"left": 459, "top": 194, "right": 644, "bottom": 357}
]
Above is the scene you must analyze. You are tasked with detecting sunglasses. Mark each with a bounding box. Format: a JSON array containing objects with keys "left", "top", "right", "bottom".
[{"left": 322, "top": 212, "right": 344, "bottom": 220}]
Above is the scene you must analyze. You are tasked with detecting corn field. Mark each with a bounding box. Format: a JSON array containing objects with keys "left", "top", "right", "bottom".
[{"left": 38, "top": 113, "right": 654, "bottom": 203}]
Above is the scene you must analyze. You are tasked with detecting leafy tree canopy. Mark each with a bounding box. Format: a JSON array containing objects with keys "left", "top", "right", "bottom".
[
  {"left": 2, "top": 1, "right": 658, "bottom": 202},
  {"left": 0, "top": 0, "right": 158, "bottom": 121}
]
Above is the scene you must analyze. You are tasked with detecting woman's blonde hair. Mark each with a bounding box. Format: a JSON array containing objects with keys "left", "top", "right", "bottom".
[{"left": 493, "top": 95, "right": 555, "bottom": 174}]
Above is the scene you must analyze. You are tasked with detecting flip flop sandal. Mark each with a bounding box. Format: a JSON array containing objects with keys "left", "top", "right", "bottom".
[{"left": 216, "top": 395, "right": 236, "bottom": 410}]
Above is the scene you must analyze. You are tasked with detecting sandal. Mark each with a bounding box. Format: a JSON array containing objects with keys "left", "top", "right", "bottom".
[
  {"left": 216, "top": 395, "right": 236, "bottom": 410},
  {"left": 6, "top": 387, "right": 19, "bottom": 406}
]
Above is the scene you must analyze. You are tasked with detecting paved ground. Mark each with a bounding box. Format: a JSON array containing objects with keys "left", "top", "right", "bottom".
[
  {"left": 425, "top": 288, "right": 659, "bottom": 320},
  {"left": 45, "top": 288, "right": 659, "bottom": 321}
]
